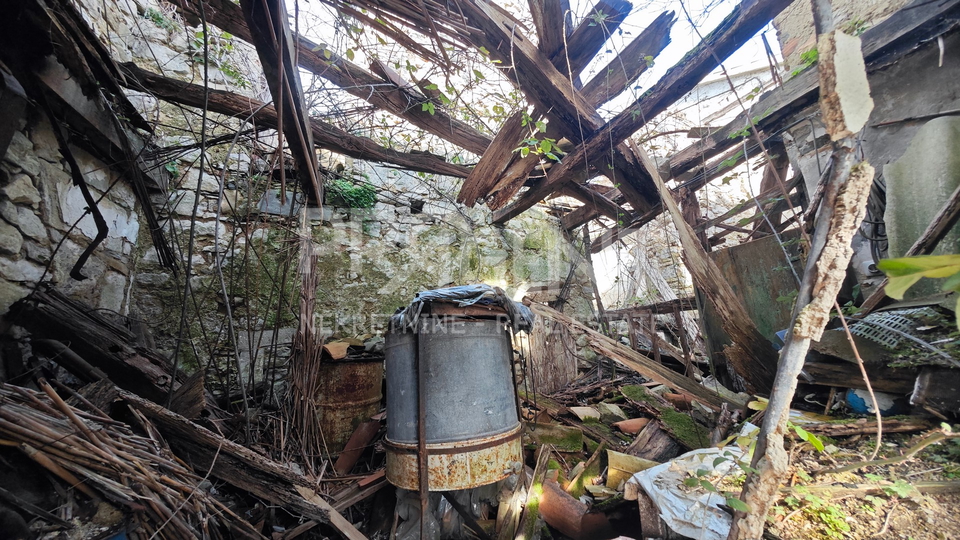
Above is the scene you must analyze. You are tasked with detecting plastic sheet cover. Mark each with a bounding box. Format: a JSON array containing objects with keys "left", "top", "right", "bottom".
[{"left": 391, "top": 284, "right": 534, "bottom": 332}]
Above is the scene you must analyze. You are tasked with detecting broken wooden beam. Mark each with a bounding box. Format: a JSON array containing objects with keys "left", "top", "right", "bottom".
[
  {"left": 493, "top": 0, "right": 795, "bottom": 222},
  {"left": 578, "top": 10, "right": 675, "bottom": 108},
  {"left": 176, "top": 0, "right": 492, "bottom": 156},
  {"left": 662, "top": 0, "right": 960, "bottom": 181},
  {"left": 240, "top": 0, "right": 322, "bottom": 201},
  {"left": 635, "top": 141, "right": 779, "bottom": 394},
  {"left": 461, "top": 0, "right": 674, "bottom": 218},
  {"left": 525, "top": 300, "right": 741, "bottom": 409},
  {"left": 119, "top": 63, "right": 472, "bottom": 178},
  {"left": 801, "top": 417, "right": 932, "bottom": 438},
  {"left": 604, "top": 297, "right": 697, "bottom": 319}
]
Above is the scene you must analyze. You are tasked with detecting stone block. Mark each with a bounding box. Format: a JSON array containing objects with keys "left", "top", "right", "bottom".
[
  {"left": 98, "top": 271, "right": 128, "bottom": 313},
  {"left": 136, "top": 272, "right": 171, "bottom": 286},
  {"left": 24, "top": 240, "right": 51, "bottom": 264},
  {"left": 3, "top": 131, "right": 40, "bottom": 177},
  {"left": 0, "top": 220, "right": 23, "bottom": 255},
  {"left": 29, "top": 115, "right": 63, "bottom": 163},
  {"left": 3, "top": 174, "right": 41, "bottom": 206},
  {"left": 0, "top": 278, "right": 27, "bottom": 315},
  {"left": 16, "top": 207, "right": 47, "bottom": 244},
  {"left": 0, "top": 257, "right": 44, "bottom": 283},
  {"left": 0, "top": 200, "right": 17, "bottom": 225}
]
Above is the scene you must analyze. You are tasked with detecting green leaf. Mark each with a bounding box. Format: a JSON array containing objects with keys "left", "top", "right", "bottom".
[
  {"left": 713, "top": 457, "right": 727, "bottom": 467},
  {"left": 421, "top": 102, "right": 435, "bottom": 115},
  {"left": 877, "top": 254, "right": 960, "bottom": 299},
  {"left": 473, "top": 69, "right": 485, "bottom": 80},
  {"left": 539, "top": 139, "right": 552, "bottom": 153},
  {"left": 323, "top": 49, "right": 332, "bottom": 60},
  {"left": 424, "top": 83, "right": 438, "bottom": 90},
  {"left": 726, "top": 498, "right": 751, "bottom": 513},
  {"left": 345, "top": 48, "right": 355, "bottom": 61},
  {"left": 792, "top": 424, "right": 824, "bottom": 452},
  {"left": 520, "top": 147, "right": 530, "bottom": 158},
  {"left": 699, "top": 479, "right": 718, "bottom": 493},
  {"left": 683, "top": 477, "right": 699, "bottom": 487}
]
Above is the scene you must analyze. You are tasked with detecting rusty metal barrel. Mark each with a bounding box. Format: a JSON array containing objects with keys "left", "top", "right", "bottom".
[
  {"left": 384, "top": 317, "right": 522, "bottom": 491},
  {"left": 317, "top": 358, "right": 384, "bottom": 453}
]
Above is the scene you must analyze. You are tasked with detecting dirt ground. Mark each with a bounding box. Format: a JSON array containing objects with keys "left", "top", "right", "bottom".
[{"left": 768, "top": 430, "right": 960, "bottom": 540}]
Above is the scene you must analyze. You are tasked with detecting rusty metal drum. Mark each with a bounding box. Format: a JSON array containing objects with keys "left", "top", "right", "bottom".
[
  {"left": 317, "top": 358, "right": 384, "bottom": 453},
  {"left": 384, "top": 317, "right": 522, "bottom": 491}
]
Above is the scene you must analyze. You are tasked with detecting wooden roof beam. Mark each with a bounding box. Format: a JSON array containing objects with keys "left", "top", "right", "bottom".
[
  {"left": 173, "top": 0, "right": 492, "bottom": 156},
  {"left": 456, "top": 0, "right": 635, "bottom": 205},
  {"left": 120, "top": 64, "right": 473, "bottom": 178},
  {"left": 461, "top": 0, "right": 674, "bottom": 218},
  {"left": 240, "top": 0, "right": 322, "bottom": 201},
  {"left": 558, "top": 182, "right": 629, "bottom": 223},
  {"left": 663, "top": 0, "right": 960, "bottom": 180},
  {"left": 579, "top": 10, "right": 675, "bottom": 108},
  {"left": 528, "top": 0, "right": 573, "bottom": 59},
  {"left": 492, "top": 0, "right": 795, "bottom": 222}
]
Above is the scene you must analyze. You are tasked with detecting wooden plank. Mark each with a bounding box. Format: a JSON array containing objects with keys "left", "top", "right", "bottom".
[
  {"left": 525, "top": 300, "right": 740, "bottom": 409},
  {"left": 633, "top": 141, "right": 778, "bottom": 394},
  {"left": 528, "top": 0, "right": 572, "bottom": 58},
  {"left": 529, "top": 319, "right": 577, "bottom": 394},
  {"left": 663, "top": 0, "right": 960, "bottom": 180},
  {"left": 605, "top": 297, "right": 697, "bottom": 318},
  {"left": 495, "top": 0, "right": 795, "bottom": 222},
  {"left": 174, "top": 0, "right": 492, "bottom": 156},
  {"left": 458, "top": 111, "right": 526, "bottom": 205},
  {"left": 539, "top": 480, "right": 615, "bottom": 540},
  {"left": 562, "top": 0, "right": 633, "bottom": 76},
  {"left": 120, "top": 64, "right": 473, "bottom": 178},
  {"left": 240, "top": 0, "right": 322, "bottom": 201},
  {"left": 802, "top": 361, "right": 918, "bottom": 394},
  {"left": 559, "top": 183, "right": 628, "bottom": 223},
  {"left": 579, "top": 11, "right": 675, "bottom": 107}
]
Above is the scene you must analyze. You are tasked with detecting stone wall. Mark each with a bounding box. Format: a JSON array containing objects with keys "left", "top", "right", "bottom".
[{"left": 0, "top": 114, "right": 142, "bottom": 316}]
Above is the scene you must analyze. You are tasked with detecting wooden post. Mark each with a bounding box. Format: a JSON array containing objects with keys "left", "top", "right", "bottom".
[
  {"left": 647, "top": 312, "right": 662, "bottom": 365},
  {"left": 626, "top": 317, "right": 640, "bottom": 351},
  {"left": 582, "top": 226, "right": 610, "bottom": 336},
  {"left": 672, "top": 304, "right": 695, "bottom": 376}
]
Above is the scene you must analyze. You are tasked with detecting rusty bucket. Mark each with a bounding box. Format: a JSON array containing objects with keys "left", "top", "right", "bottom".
[{"left": 316, "top": 358, "right": 384, "bottom": 453}]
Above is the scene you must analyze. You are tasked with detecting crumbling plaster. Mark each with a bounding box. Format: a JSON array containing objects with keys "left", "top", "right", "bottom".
[{"left": 773, "top": 0, "right": 911, "bottom": 72}]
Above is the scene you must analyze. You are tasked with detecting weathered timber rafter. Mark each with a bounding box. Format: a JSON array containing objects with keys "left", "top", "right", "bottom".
[
  {"left": 456, "top": 0, "right": 636, "bottom": 207},
  {"left": 484, "top": 7, "right": 675, "bottom": 213},
  {"left": 120, "top": 64, "right": 473, "bottom": 178},
  {"left": 586, "top": 0, "right": 960, "bottom": 247},
  {"left": 492, "top": 0, "right": 795, "bottom": 223},
  {"left": 174, "top": 0, "right": 492, "bottom": 156},
  {"left": 241, "top": 0, "right": 322, "bottom": 201},
  {"left": 461, "top": 1, "right": 677, "bottom": 221},
  {"left": 664, "top": 0, "right": 960, "bottom": 180}
]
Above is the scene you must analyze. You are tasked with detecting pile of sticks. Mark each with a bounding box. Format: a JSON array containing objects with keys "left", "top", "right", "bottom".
[{"left": 0, "top": 380, "right": 264, "bottom": 539}]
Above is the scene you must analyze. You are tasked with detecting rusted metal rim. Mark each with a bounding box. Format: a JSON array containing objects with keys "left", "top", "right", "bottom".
[{"left": 383, "top": 424, "right": 522, "bottom": 455}]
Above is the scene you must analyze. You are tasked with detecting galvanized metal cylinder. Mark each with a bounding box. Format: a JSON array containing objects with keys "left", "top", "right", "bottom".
[{"left": 385, "top": 318, "right": 522, "bottom": 491}]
